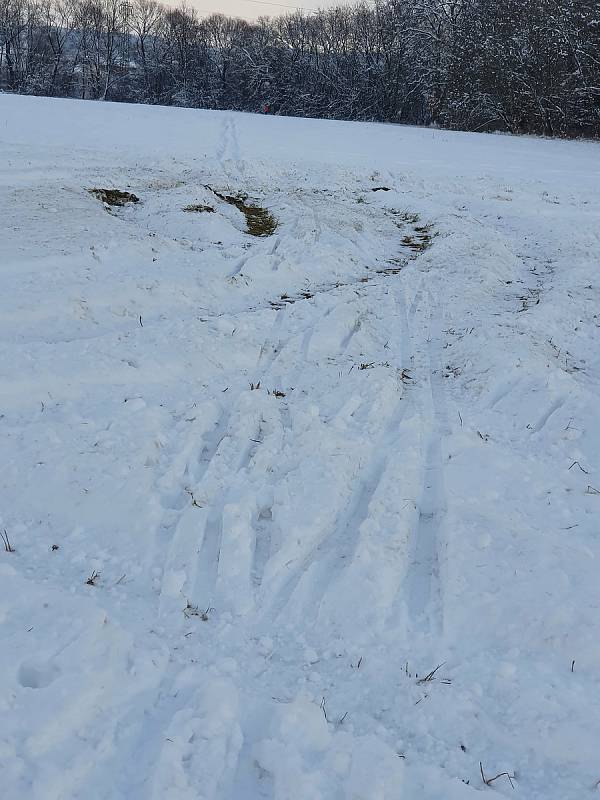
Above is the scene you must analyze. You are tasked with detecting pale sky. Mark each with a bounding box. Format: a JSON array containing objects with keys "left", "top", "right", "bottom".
[{"left": 163, "top": 0, "right": 352, "bottom": 23}]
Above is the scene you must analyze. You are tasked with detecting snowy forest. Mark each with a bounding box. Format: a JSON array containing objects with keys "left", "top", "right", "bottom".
[{"left": 1, "top": 0, "right": 599, "bottom": 136}]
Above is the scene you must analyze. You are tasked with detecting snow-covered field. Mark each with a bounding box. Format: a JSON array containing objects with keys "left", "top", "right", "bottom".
[{"left": 1, "top": 94, "right": 600, "bottom": 800}]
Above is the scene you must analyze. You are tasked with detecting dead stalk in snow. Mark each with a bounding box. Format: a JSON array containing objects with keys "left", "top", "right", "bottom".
[
  {"left": 184, "top": 601, "right": 213, "bottom": 621},
  {"left": 416, "top": 662, "right": 445, "bottom": 684},
  {"left": 184, "top": 487, "right": 203, "bottom": 507},
  {"left": 1, "top": 530, "right": 15, "bottom": 552},
  {"left": 568, "top": 461, "right": 589, "bottom": 474},
  {"left": 86, "top": 570, "right": 100, "bottom": 586},
  {"left": 480, "top": 762, "right": 515, "bottom": 789}
]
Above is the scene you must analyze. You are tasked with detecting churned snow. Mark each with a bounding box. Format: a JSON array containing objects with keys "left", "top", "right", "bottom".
[{"left": 1, "top": 94, "right": 600, "bottom": 799}]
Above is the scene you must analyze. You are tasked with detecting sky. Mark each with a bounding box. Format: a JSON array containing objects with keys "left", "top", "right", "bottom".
[{"left": 163, "top": 0, "right": 350, "bottom": 23}]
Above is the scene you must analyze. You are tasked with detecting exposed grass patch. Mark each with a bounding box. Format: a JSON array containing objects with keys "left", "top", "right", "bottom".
[
  {"left": 89, "top": 188, "right": 140, "bottom": 207},
  {"left": 182, "top": 203, "right": 215, "bottom": 213},
  {"left": 377, "top": 265, "right": 404, "bottom": 275},
  {"left": 401, "top": 223, "right": 435, "bottom": 253},
  {"left": 392, "top": 210, "right": 420, "bottom": 225},
  {"left": 206, "top": 186, "right": 277, "bottom": 237}
]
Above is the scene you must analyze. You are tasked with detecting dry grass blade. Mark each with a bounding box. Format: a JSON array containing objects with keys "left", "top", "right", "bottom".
[
  {"left": 1, "top": 529, "right": 15, "bottom": 552},
  {"left": 416, "top": 662, "right": 445, "bottom": 684}
]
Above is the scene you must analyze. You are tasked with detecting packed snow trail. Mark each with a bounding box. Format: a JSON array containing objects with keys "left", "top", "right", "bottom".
[{"left": 1, "top": 95, "right": 600, "bottom": 800}]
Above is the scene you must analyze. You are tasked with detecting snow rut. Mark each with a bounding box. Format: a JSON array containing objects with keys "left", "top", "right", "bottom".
[{"left": 405, "top": 289, "right": 449, "bottom": 635}]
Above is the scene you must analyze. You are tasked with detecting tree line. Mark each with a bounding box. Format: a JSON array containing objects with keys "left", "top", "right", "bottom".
[{"left": 1, "top": 0, "right": 599, "bottom": 137}]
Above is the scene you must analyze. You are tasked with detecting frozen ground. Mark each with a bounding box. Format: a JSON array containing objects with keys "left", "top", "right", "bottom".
[{"left": 1, "top": 94, "right": 600, "bottom": 799}]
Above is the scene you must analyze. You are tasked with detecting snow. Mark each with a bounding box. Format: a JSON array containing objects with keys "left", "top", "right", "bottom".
[{"left": 1, "top": 93, "right": 600, "bottom": 799}]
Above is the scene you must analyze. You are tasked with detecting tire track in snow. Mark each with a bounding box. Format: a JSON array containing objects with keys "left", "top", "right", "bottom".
[
  {"left": 189, "top": 416, "right": 260, "bottom": 613},
  {"left": 146, "top": 409, "right": 220, "bottom": 595},
  {"left": 488, "top": 376, "right": 521, "bottom": 409},
  {"left": 256, "top": 306, "right": 288, "bottom": 373},
  {"left": 216, "top": 117, "right": 232, "bottom": 172},
  {"left": 157, "top": 121, "right": 287, "bottom": 616},
  {"left": 405, "top": 288, "right": 449, "bottom": 635},
  {"left": 251, "top": 493, "right": 275, "bottom": 589},
  {"left": 304, "top": 286, "right": 411, "bottom": 617},
  {"left": 152, "top": 193, "right": 432, "bottom": 624},
  {"left": 195, "top": 498, "right": 225, "bottom": 610},
  {"left": 156, "top": 306, "right": 317, "bottom": 619},
  {"left": 408, "top": 278, "right": 426, "bottom": 320},
  {"left": 258, "top": 289, "right": 413, "bottom": 627},
  {"left": 157, "top": 407, "right": 233, "bottom": 619},
  {"left": 310, "top": 284, "right": 418, "bottom": 629},
  {"left": 310, "top": 405, "right": 405, "bottom": 615},
  {"left": 229, "top": 116, "right": 246, "bottom": 177},
  {"left": 295, "top": 191, "right": 322, "bottom": 245},
  {"left": 184, "top": 319, "right": 308, "bottom": 613},
  {"left": 217, "top": 115, "right": 246, "bottom": 183},
  {"left": 152, "top": 164, "right": 433, "bottom": 624},
  {"left": 530, "top": 395, "right": 566, "bottom": 434}
]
